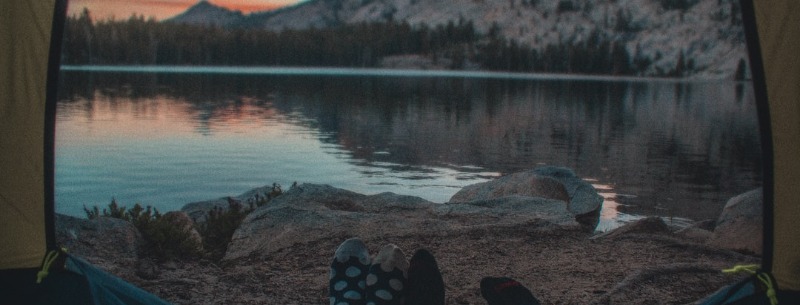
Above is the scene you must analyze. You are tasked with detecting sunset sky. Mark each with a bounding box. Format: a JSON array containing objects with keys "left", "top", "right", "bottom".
[{"left": 66, "top": 0, "right": 306, "bottom": 21}]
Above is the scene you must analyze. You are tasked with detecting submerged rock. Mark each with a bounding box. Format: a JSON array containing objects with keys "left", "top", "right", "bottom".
[{"left": 449, "top": 166, "right": 603, "bottom": 231}]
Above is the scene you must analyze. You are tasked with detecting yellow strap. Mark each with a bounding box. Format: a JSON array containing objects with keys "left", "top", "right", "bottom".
[
  {"left": 36, "top": 250, "right": 60, "bottom": 284},
  {"left": 757, "top": 272, "right": 779, "bottom": 305},
  {"left": 722, "top": 264, "right": 779, "bottom": 305},
  {"left": 722, "top": 264, "right": 760, "bottom": 274}
]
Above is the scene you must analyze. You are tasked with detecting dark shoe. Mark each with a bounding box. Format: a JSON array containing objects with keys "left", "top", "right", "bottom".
[
  {"left": 480, "top": 277, "right": 541, "bottom": 305},
  {"left": 406, "top": 249, "right": 445, "bottom": 305}
]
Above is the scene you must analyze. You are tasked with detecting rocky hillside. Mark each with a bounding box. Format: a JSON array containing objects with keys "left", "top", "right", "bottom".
[{"left": 168, "top": 0, "right": 747, "bottom": 78}]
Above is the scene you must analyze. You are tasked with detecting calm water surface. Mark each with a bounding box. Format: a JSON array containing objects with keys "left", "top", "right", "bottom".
[{"left": 55, "top": 67, "right": 763, "bottom": 231}]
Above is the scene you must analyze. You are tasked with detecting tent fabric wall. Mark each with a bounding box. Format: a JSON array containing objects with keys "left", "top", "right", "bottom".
[
  {"left": 0, "top": 0, "right": 56, "bottom": 270},
  {"left": 753, "top": 0, "right": 800, "bottom": 292},
  {"left": 0, "top": 0, "right": 797, "bottom": 301}
]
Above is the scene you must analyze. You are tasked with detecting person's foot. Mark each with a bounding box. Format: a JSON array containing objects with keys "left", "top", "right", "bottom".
[
  {"left": 406, "top": 249, "right": 445, "bottom": 305},
  {"left": 330, "top": 238, "right": 371, "bottom": 305},
  {"left": 365, "top": 244, "right": 408, "bottom": 305},
  {"left": 480, "top": 277, "right": 541, "bottom": 305}
]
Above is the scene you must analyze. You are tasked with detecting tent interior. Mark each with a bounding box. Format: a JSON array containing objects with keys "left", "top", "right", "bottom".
[{"left": 1, "top": 0, "right": 798, "bottom": 304}]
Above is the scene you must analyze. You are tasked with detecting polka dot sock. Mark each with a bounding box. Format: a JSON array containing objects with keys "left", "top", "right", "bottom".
[
  {"left": 480, "top": 277, "right": 541, "bottom": 305},
  {"left": 365, "top": 244, "right": 408, "bottom": 305},
  {"left": 406, "top": 249, "right": 445, "bottom": 305},
  {"left": 330, "top": 238, "right": 371, "bottom": 305}
]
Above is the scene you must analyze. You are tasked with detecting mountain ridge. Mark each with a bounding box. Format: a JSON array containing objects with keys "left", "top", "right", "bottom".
[{"left": 167, "top": 0, "right": 747, "bottom": 78}]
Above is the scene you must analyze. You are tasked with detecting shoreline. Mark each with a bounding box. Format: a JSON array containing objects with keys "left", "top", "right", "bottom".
[
  {"left": 58, "top": 213, "right": 758, "bottom": 305},
  {"left": 55, "top": 168, "right": 763, "bottom": 304}
]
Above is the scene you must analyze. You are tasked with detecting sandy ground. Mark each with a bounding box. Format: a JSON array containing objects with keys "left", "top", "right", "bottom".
[{"left": 88, "top": 223, "right": 758, "bottom": 305}]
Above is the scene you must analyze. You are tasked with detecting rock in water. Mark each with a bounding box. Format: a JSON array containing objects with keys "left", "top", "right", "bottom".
[{"left": 449, "top": 166, "right": 603, "bottom": 231}]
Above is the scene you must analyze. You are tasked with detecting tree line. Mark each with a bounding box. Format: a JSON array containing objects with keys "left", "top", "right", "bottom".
[{"left": 61, "top": 8, "right": 639, "bottom": 75}]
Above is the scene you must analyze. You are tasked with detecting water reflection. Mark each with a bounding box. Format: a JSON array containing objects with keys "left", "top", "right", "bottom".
[{"left": 56, "top": 70, "right": 762, "bottom": 227}]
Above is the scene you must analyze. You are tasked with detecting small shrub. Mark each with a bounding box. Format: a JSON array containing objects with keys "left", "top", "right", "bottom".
[
  {"left": 140, "top": 212, "right": 202, "bottom": 260},
  {"left": 83, "top": 182, "right": 289, "bottom": 262},
  {"left": 199, "top": 182, "right": 287, "bottom": 261},
  {"left": 198, "top": 200, "right": 252, "bottom": 261},
  {"left": 126, "top": 203, "right": 161, "bottom": 229},
  {"left": 84, "top": 198, "right": 127, "bottom": 220},
  {"left": 84, "top": 205, "right": 101, "bottom": 220},
  {"left": 246, "top": 182, "right": 284, "bottom": 208},
  {"left": 84, "top": 200, "right": 201, "bottom": 261}
]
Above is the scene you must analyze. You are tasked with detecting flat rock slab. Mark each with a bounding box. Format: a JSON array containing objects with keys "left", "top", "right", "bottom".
[
  {"left": 55, "top": 214, "right": 143, "bottom": 275},
  {"left": 224, "top": 184, "right": 582, "bottom": 261}
]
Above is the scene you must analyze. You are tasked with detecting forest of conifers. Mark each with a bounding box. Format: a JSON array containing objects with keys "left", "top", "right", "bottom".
[{"left": 60, "top": 9, "right": 638, "bottom": 75}]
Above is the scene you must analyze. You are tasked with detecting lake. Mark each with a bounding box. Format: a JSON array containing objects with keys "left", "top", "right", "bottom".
[{"left": 55, "top": 67, "right": 763, "bottom": 231}]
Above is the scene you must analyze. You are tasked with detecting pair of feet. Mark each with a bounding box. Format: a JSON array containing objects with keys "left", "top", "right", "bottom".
[
  {"left": 329, "top": 238, "right": 540, "bottom": 305},
  {"left": 329, "top": 238, "right": 444, "bottom": 305}
]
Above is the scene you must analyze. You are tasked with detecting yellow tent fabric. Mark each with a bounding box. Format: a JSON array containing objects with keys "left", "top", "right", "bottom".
[
  {"left": 753, "top": 0, "right": 800, "bottom": 292},
  {"left": 0, "top": 0, "right": 56, "bottom": 270}
]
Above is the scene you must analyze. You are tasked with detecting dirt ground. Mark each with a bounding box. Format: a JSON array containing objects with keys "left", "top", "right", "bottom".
[{"left": 91, "top": 223, "right": 758, "bottom": 305}]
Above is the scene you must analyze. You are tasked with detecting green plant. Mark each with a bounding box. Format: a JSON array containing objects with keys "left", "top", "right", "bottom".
[
  {"left": 139, "top": 212, "right": 202, "bottom": 260},
  {"left": 83, "top": 197, "right": 128, "bottom": 220},
  {"left": 83, "top": 182, "right": 288, "bottom": 262},
  {"left": 199, "top": 182, "right": 287, "bottom": 261},
  {"left": 83, "top": 205, "right": 100, "bottom": 220},
  {"left": 83, "top": 200, "right": 201, "bottom": 261},
  {"left": 198, "top": 200, "right": 252, "bottom": 261}
]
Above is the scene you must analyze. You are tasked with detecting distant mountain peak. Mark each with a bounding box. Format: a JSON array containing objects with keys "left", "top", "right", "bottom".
[
  {"left": 166, "top": 1, "right": 244, "bottom": 26},
  {"left": 185, "top": 1, "right": 232, "bottom": 14}
]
